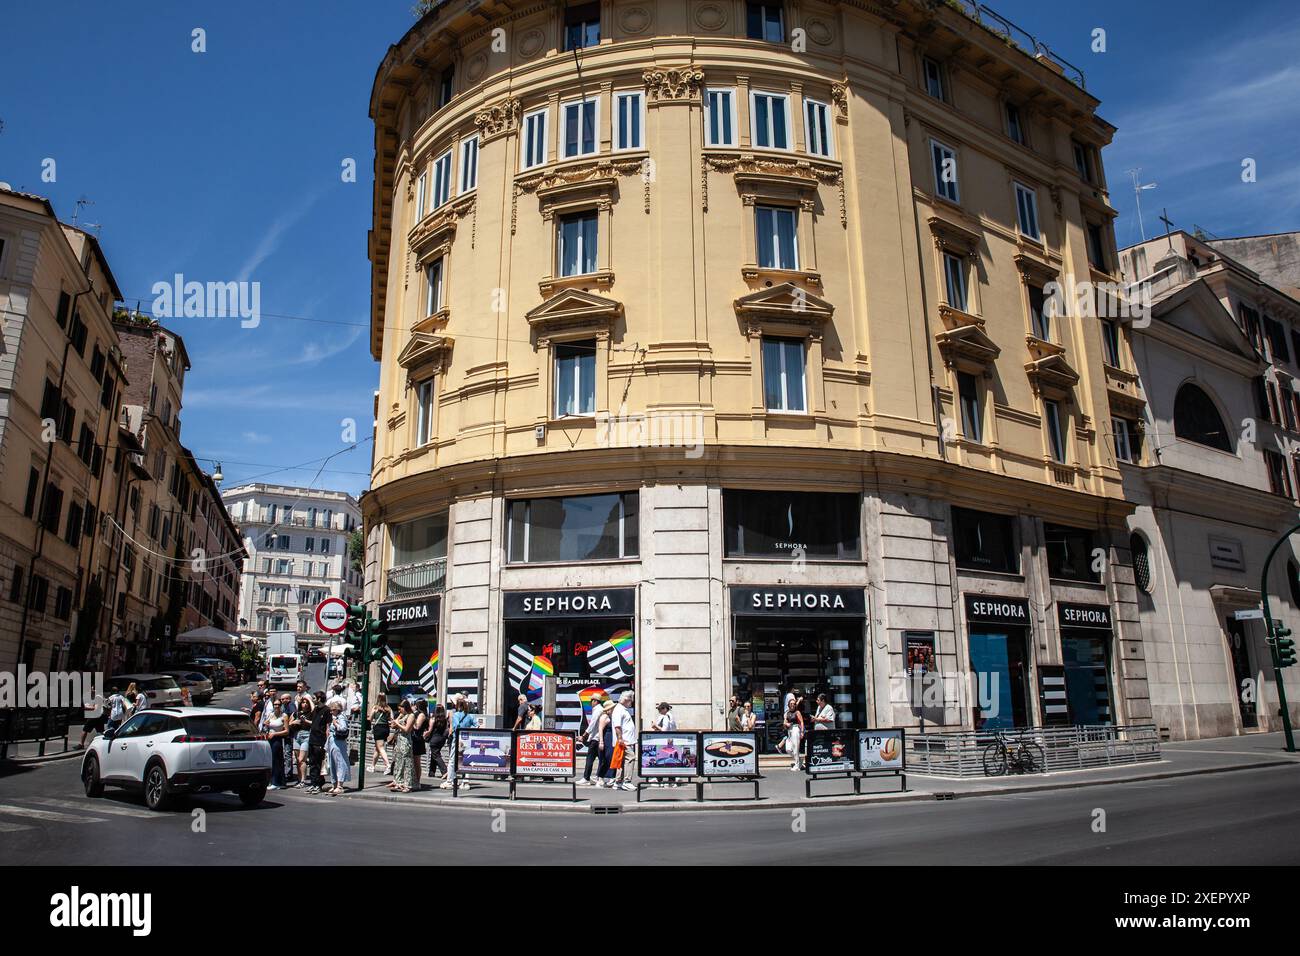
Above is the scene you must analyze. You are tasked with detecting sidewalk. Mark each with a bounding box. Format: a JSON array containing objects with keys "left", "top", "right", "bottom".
[{"left": 324, "top": 731, "right": 1300, "bottom": 813}]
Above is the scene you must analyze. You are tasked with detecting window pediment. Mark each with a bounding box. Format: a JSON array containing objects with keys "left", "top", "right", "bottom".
[
  {"left": 525, "top": 288, "right": 622, "bottom": 338},
  {"left": 397, "top": 332, "right": 453, "bottom": 374},
  {"left": 936, "top": 320, "right": 1001, "bottom": 371},
  {"left": 409, "top": 198, "right": 472, "bottom": 259},
  {"left": 1025, "top": 352, "right": 1079, "bottom": 397},
  {"left": 927, "top": 212, "right": 981, "bottom": 254},
  {"left": 735, "top": 282, "right": 833, "bottom": 334}
]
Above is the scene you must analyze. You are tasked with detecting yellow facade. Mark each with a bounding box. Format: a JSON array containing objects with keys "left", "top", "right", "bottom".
[{"left": 366, "top": 1, "right": 1146, "bottom": 733}]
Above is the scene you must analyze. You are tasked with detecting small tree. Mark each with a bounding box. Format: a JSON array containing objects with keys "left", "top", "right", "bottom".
[{"left": 348, "top": 528, "right": 365, "bottom": 574}]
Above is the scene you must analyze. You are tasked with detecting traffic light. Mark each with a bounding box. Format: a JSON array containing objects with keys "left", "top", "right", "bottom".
[
  {"left": 346, "top": 603, "right": 367, "bottom": 639},
  {"left": 366, "top": 616, "right": 388, "bottom": 663},
  {"left": 1274, "top": 623, "right": 1297, "bottom": 668}
]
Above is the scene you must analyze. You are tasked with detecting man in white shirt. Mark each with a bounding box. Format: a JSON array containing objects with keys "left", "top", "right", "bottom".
[{"left": 611, "top": 691, "right": 637, "bottom": 791}]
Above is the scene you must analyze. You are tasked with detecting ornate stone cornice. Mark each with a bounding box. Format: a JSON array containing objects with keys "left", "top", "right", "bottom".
[
  {"left": 511, "top": 158, "right": 646, "bottom": 233},
  {"left": 703, "top": 154, "right": 847, "bottom": 227},
  {"left": 643, "top": 66, "right": 704, "bottom": 103}
]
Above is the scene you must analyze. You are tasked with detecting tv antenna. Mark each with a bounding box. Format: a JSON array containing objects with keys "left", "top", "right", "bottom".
[{"left": 1128, "top": 169, "right": 1157, "bottom": 241}]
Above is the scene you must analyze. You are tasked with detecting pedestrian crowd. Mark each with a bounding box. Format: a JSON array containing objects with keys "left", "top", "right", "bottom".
[{"left": 245, "top": 678, "right": 362, "bottom": 795}]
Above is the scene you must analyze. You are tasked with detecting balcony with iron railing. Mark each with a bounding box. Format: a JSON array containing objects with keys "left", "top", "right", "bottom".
[{"left": 385, "top": 557, "right": 447, "bottom": 599}]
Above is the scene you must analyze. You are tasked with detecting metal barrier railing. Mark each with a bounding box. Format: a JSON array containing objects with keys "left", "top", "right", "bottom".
[
  {"left": 0, "top": 707, "right": 83, "bottom": 760},
  {"left": 907, "top": 724, "right": 1161, "bottom": 777}
]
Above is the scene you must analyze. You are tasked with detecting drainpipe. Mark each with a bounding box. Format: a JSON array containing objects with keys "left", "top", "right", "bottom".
[{"left": 16, "top": 281, "right": 95, "bottom": 669}]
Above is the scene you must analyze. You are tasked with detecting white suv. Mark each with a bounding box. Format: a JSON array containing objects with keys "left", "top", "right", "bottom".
[{"left": 82, "top": 707, "right": 272, "bottom": 811}]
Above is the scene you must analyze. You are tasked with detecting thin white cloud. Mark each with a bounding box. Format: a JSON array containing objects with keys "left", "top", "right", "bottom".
[{"left": 236, "top": 186, "right": 329, "bottom": 282}]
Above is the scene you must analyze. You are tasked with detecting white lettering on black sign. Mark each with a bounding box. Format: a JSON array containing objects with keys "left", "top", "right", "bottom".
[
  {"left": 969, "top": 600, "right": 1027, "bottom": 621},
  {"left": 750, "top": 591, "right": 847, "bottom": 611},
  {"left": 521, "top": 594, "right": 614, "bottom": 614}
]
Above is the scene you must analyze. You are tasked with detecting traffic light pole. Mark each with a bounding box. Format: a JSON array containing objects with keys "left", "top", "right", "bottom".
[
  {"left": 1259, "top": 523, "right": 1298, "bottom": 753},
  {"left": 357, "top": 642, "right": 370, "bottom": 792}
]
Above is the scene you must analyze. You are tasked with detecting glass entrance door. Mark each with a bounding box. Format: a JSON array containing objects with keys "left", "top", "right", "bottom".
[
  {"left": 1061, "top": 630, "right": 1114, "bottom": 725},
  {"left": 968, "top": 628, "right": 1031, "bottom": 729},
  {"left": 1225, "top": 616, "right": 1257, "bottom": 729},
  {"left": 731, "top": 619, "right": 866, "bottom": 753}
]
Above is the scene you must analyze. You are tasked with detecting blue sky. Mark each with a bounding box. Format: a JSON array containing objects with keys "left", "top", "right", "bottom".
[{"left": 2, "top": 0, "right": 1297, "bottom": 497}]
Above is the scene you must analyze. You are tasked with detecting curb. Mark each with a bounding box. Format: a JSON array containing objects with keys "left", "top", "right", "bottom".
[
  {"left": 326, "top": 756, "right": 1299, "bottom": 814},
  {"left": 1, "top": 748, "right": 86, "bottom": 766}
]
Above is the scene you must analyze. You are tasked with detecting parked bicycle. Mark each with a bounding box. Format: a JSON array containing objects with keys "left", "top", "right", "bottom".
[{"left": 982, "top": 730, "right": 1045, "bottom": 776}]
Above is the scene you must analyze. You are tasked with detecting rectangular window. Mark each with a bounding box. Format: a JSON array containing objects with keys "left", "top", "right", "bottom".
[
  {"left": 1102, "top": 319, "right": 1121, "bottom": 367},
  {"left": 724, "top": 489, "right": 860, "bottom": 559},
  {"left": 28, "top": 575, "right": 48, "bottom": 614},
  {"left": 561, "top": 97, "right": 598, "bottom": 158},
  {"left": 23, "top": 467, "right": 39, "bottom": 518},
  {"left": 424, "top": 257, "right": 444, "bottom": 315},
  {"left": 952, "top": 507, "right": 1019, "bottom": 574},
  {"left": 931, "top": 140, "right": 959, "bottom": 202},
  {"left": 416, "top": 378, "right": 434, "bottom": 444},
  {"left": 9, "top": 566, "right": 22, "bottom": 603},
  {"left": 458, "top": 136, "right": 479, "bottom": 193},
  {"left": 943, "top": 252, "right": 968, "bottom": 312},
  {"left": 321, "top": 538, "right": 331, "bottom": 553},
  {"left": 704, "top": 88, "right": 736, "bottom": 146},
  {"left": 431, "top": 150, "right": 452, "bottom": 208},
  {"left": 746, "top": 2, "right": 785, "bottom": 42},
  {"left": 415, "top": 171, "right": 427, "bottom": 220},
  {"left": 66, "top": 501, "right": 84, "bottom": 548},
  {"left": 1014, "top": 182, "right": 1040, "bottom": 240},
  {"left": 391, "top": 514, "right": 449, "bottom": 565},
  {"left": 305, "top": 537, "right": 314, "bottom": 553},
  {"left": 41, "top": 483, "right": 63, "bottom": 532},
  {"left": 554, "top": 340, "right": 597, "bottom": 417},
  {"left": 750, "top": 91, "right": 790, "bottom": 149},
  {"left": 1005, "top": 102, "right": 1026, "bottom": 145},
  {"left": 1073, "top": 141, "right": 1093, "bottom": 182},
  {"left": 1044, "top": 399, "right": 1067, "bottom": 462},
  {"left": 438, "top": 66, "right": 454, "bottom": 109},
  {"left": 756, "top": 205, "right": 798, "bottom": 271},
  {"left": 1266, "top": 316, "right": 1290, "bottom": 363},
  {"left": 563, "top": 2, "right": 601, "bottom": 51},
  {"left": 1029, "top": 284, "right": 1051, "bottom": 341},
  {"left": 957, "top": 371, "right": 982, "bottom": 443},
  {"left": 1266, "top": 449, "right": 1292, "bottom": 498},
  {"left": 804, "top": 99, "right": 832, "bottom": 157},
  {"left": 614, "top": 91, "right": 643, "bottom": 151},
  {"left": 923, "top": 56, "right": 946, "bottom": 100},
  {"left": 1086, "top": 222, "right": 1108, "bottom": 271},
  {"left": 507, "top": 492, "right": 639, "bottom": 563},
  {"left": 522, "top": 108, "right": 548, "bottom": 169},
  {"left": 761, "top": 336, "right": 807, "bottom": 413},
  {"left": 557, "top": 211, "right": 598, "bottom": 277},
  {"left": 280, "top": 536, "right": 291, "bottom": 551},
  {"left": 1113, "top": 417, "right": 1141, "bottom": 464},
  {"left": 1045, "top": 523, "right": 1100, "bottom": 582}
]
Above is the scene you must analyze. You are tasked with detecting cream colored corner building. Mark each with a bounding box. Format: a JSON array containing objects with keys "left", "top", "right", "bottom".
[{"left": 363, "top": 0, "right": 1150, "bottom": 739}]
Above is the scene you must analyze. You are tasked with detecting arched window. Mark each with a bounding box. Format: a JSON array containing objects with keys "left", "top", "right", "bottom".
[
  {"left": 1173, "top": 384, "right": 1232, "bottom": 451},
  {"left": 1131, "top": 532, "right": 1152, "bottom": 593}
]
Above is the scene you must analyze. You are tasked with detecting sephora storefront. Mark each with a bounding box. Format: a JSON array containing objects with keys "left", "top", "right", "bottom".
[
  {"left": 964, "top": 594, "right": 1033, "bottom": 730},
  {"left": 1057, "top": 602, "right": 1116, "bottom": 725},
  {"left": 501, "top": 587, "right": 635, "bottom": 734},
  {"left": 377, "top": 595, "right": 442, "bottom": 703},
  {"left": 729, "top": 585, "right": 868, "bottom": 753}
]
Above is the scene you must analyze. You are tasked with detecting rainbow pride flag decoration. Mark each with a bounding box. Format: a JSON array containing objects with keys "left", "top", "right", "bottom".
[
  {"left": 418, "top": 650, "right": 439, "bottom": 694},
  {"left": 609, "top": 629, "right": 635, "bottom": 669},
  {"left": 577, "top": 685, "right": 607, "bottom": 717},
  {"left": 383, "top": 649, "right": 404, "bottom": 686},
  {"left": 526, "top": 654, "right": 554, "bottom": 700}
]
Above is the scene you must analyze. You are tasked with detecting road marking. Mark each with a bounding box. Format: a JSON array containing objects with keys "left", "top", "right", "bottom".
[
  {"left": 22, "top": 797, "right": 159, "bottom": 819},
  {"left": 0, "top": 804, "right": 94, "bottom": 824},
  {"left": 0, "top": 820, "right": 33, "bottom": 833}
]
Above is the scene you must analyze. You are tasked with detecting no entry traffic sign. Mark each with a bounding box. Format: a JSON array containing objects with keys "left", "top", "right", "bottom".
[{"left": 316, "top": 597, "right": 350, "bottom": 634}]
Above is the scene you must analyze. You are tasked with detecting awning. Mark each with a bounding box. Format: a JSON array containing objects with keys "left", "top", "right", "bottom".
[
  {"left": 324, "top": 643, "right": 354, "bottom": 657},
  {"left": 175, "top": 626, "right": 240, "bottom": 647}
]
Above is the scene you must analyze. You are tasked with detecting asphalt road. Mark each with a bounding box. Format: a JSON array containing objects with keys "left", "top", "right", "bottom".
[{"left": 1, "top": 747, "right": 1296, "bottom": 865}]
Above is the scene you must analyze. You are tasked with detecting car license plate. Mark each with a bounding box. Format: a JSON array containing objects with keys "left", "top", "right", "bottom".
[{"left": 211, "top": 750, "right": 245, "bottom": 761}]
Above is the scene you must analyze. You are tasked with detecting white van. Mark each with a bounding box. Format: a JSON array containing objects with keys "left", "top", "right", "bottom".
[{"left": 267, "top": 654, "right": 303, "bottom": 689}]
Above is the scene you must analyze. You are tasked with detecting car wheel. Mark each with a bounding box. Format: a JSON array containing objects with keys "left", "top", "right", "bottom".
[
  {"left": 83, "top": 755, "right": 104, "bottom": 797},
  {"left": 238, "top": 782, "right": 267, "bottom": 807},
  {"left": 143, "top": 762, "right": 171, "bottom": 811}
]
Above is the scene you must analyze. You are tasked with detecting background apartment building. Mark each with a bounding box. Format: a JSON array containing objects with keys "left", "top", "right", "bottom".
[
  {"left": 1118, "top": 232, "right": 1300, "bottom": 739},
  {"left": 0, "top": 188, "right": 127, "bottom": 675},
  {"left": 223, "top": 483, "right": 362, "bottom": 646},
  {"left": 361, "top": 0, "right": 1147, "bottom": 737}
]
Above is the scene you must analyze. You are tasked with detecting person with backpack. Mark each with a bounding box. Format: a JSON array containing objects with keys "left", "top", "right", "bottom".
[
  {"left": 425, "top": 704, "right": 450, "bottom": 782},
  {"left": 575, "top": 696, "right": 610, "bottom": 787},
  {"left": 104, "top": 686, "right": 128, "bottom": 734},
  {"left": 442, "top": 696, "right": 478, "bottom": 790}
]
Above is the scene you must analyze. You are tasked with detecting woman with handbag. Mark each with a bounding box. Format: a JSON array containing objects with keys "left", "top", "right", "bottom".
[
  {"left": 411, "top": 699, "right": 429, "bottom": 791},
  {"left": 369, "top": 699, "right": 392, "bottom": 774},
  {"left": 576, "top": 697, "right": 609, "bottom": 786},
  {"left": 389, "top": 699, "right": 415, "bottom": 793},
  {"left": 425, "top": 704, "right": 449, "bottom": 781},
  {"left": 326, "top": 702, "right": 351, "bottom": 795},
  {"left": 599, "top": 699, "right": 618, "bottom": 788}
]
